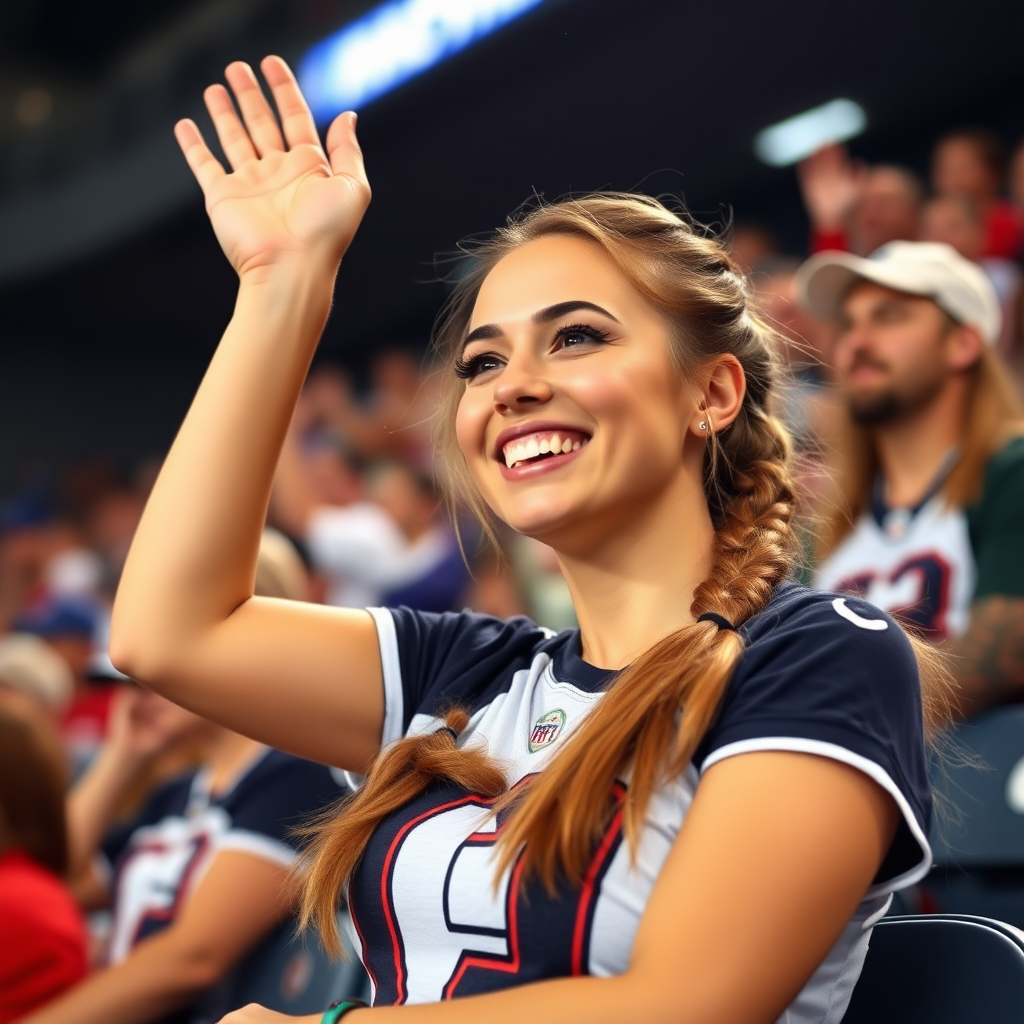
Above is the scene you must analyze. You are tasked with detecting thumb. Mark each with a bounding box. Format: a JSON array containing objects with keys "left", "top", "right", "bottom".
[{"left": 325, "top": 111, "right": 369, "bottom": 193}]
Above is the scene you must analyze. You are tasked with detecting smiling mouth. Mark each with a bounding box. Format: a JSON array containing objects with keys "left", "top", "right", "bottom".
[{"left": 500, "top": 430, "right": 591, "bottom": 469}]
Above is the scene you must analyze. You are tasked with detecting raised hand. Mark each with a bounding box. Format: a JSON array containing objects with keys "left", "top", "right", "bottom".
[
  {"left": 105, "top": 685, "right": 200, "bottom": 767},
  {"left": 796, "top": 143, "right": 866, "bottom": 232},
  {"left": 174, "top": 56, "right": 370, "bottom": 279}
]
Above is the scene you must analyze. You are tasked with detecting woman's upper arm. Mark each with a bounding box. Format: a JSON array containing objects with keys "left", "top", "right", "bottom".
[
  {"left": 628, "top": 751, "right": 899, "bottom": 1024},
  {"left": 115, "top": 598, "right": 385, "bottom": 771}
]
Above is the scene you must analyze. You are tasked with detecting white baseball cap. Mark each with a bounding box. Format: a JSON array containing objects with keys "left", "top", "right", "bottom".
[
  {"left": 0, "top": 633, "right": 74, "bottom": 710},
  {"left": 797, "top": 241, "right": 1001, "bottom": 345}
]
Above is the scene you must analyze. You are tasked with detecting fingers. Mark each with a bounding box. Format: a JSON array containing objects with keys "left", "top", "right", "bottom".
[
  {"left": 174, "top": 119, "right": 226, "bottom": 192},
  {"left": 224, "top": 62, "right": 286, "bottom": 157},
  {"left": 204, "top": 81, "right": 260, "bottom": 170},
  {"left": 261, "top": 55, "right": 322, "bottom": 151},
  {"left": 325, "top": 110, "right": 369, "bottom": 189}
]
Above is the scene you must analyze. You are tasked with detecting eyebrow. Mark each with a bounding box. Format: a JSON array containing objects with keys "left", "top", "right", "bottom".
[{"left": 461, "top": 300, "right": 620, "bottom": 350}]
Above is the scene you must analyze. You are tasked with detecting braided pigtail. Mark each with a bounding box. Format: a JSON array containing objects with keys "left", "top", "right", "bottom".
[{"left": 295, "top": 707, "right": 506, "bottom": 956}]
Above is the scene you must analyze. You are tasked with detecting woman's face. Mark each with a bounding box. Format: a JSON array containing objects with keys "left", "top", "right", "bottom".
[{"left": 455, "top": 234, "right": 702, "bottom": 551}]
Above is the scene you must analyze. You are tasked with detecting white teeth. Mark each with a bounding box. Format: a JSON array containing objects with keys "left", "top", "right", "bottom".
[{"left": 502, "top": 431, "right": 589, "bottom": 467}]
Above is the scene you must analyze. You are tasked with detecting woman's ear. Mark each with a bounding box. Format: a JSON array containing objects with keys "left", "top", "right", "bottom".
[{"left": 689, "top": 355, "right": 746, "bottom": 438}]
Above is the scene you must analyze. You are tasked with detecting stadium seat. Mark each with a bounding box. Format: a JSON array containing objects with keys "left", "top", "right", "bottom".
[
  {"left": 922, "top": 706, "right": 1024, "bottom": 927},
  {"left": 843, "top": 914, "right": 1024, "bottom": 1023},
  {"left": 190, "top": 912, "right": 371, "bottom": 1024}
]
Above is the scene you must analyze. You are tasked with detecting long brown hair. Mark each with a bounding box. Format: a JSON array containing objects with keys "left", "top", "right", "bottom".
[
  {"left": 817, "top": 346, "right": 1024, "bottom": 560},
  {"left": 297, "top": 194, "right": 949, "bottom": 954},
  {"left": 0, "top": 698, "right": 71, "bottom": 877}
]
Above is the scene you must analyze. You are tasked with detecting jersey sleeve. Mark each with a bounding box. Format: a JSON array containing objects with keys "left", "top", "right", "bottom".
[
  {"left": 217, "top": 754, "right": 346, "bottom": 867},
  {"left": 968, "top": 438, "right": 1024, "bottom": 600},
  {"left": 697, "top": 589, "right": 932, "bottom": 897},
  {"left": 366, "top": 606, "right": 552, "bottom": 746}
]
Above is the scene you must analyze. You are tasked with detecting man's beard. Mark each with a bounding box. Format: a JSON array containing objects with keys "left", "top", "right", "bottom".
[
  {"left": 847, "top": 374, "right": 945, "bottom": 425},
  {"left": 849, "top": 389, "right": 904, "bottom": 425}
]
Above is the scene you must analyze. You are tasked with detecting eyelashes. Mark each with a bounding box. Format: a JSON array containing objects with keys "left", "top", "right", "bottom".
[{"left": 454, "top": 322, "right": 613, "bottom": 381}]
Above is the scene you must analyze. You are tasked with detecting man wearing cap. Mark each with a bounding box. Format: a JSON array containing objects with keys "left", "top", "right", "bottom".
[{"left": 798, "top": 240, "right": 1024, "bottom": 718}]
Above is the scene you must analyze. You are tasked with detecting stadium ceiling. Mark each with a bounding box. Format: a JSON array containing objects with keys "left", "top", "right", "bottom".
[{"left": 0, "top": 0, "right": 1021, "bottom": 357}]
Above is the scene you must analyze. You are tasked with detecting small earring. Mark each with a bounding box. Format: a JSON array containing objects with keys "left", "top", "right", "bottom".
[{"left": 698, "top": 420, "right": 708, "bottom": 431}]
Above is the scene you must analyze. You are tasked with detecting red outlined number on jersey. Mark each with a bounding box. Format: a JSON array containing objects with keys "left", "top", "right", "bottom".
[
  {"left": 365, "top": 780, "right": 625, "bottom": 1004},
  {"left": 836, "top": 550, "right": 953, "bottom": 639}
]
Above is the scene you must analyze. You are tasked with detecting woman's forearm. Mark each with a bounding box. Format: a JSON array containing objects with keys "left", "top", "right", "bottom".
[
  {"left": 22, "top": 926, "right": 226, "bottom": 1024},
  {"left": 111, "top": 263, "right": 335, "bottom": 678},
  {"left": 67, "top": 745, "right": 144, "bottom": 881},
  {"left": 351, "top": 975, "right": 663, "bottom": 1024}
]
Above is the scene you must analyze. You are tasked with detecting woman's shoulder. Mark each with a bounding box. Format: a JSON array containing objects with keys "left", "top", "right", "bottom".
[
  {"left": 715, "top": 580, "right": 924, "bottom": 747},
  {"left": 741, "top": 580, "right": 915, "bottom": 664}
]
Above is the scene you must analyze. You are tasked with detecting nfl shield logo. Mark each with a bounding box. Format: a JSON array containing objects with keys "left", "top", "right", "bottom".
[{"left": 528, "top": 709, "right": 566, "bottom": 753}]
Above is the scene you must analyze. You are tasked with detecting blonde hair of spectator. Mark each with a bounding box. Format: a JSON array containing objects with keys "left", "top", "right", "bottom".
[
  {"left": 0, "top": 634, "right": 74, "bottom": 711},
  {"left": 254, "top": 528, "right": 308, "bottom": 602},
  {"left": 817, "top": 346, "right": 1024, "bottom": 561},
  {"left": 297, "top": 194, "right": 954, "bottom": 956}
]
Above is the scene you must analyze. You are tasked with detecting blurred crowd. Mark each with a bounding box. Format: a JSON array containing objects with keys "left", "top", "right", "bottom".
[{"left": 2, "top": 124, "right": 1024, "bottom": 1023}]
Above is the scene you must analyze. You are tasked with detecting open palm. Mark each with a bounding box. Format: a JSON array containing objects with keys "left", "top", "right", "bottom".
[{"left": 175, "top": 56, "right": 370, "bottom": 278}]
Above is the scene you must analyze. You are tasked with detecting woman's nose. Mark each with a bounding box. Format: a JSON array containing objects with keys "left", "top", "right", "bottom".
[{"left": 492, "top": 357, "right": 554, "bottom": 413}]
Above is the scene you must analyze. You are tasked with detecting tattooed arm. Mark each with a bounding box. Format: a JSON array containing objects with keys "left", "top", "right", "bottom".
[{"left": 944, "top": 595, "right": 1024, "bottom": 719}]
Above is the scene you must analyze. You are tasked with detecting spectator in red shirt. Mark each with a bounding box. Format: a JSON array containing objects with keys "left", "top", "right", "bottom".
[
  {"left": 797, "top": 144, "right": 923, "bottom": 256},
  {"left": 932, "top": 129, "right": 1021, "bottom": 260},
  {"left": 0, "top": 698, "right": 88, "bottom": 1024}
]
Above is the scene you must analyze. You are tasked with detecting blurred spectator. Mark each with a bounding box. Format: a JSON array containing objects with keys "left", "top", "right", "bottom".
[
  {"left": 24, "top": 535, "right": 346, "bottom": 1024},
  {"left": 798, "top": 144, "right": 923, "bottom": 256},
  {"left": 0, "top": 634, "right": 73, "bottom": 716},
  {"left": 272, "top": 391, "right": 468, "bottom": 612},
  {"left": 754, "top": 258, "right": 839, "bottom": 446},
  {"left": 0, "top": 700, "right": 88, "bottom": 1024},
  {"left": 1011, "top": 137, "right": 1024, "bottom": 247},
  {"left": 799, "top": 240, "right": 1024, "bottom": 720},
  {"left": 17, "top": 595, "right": 114, "bottom": 776},
  {"left": 920, "top": 194, "right": 1021, "bottom": 353},
  {"left": 727, "top": 224, "right": 779, "bottom": 275},
  {"left": 301, "top": 351, "right": 437, "bottom": 468},
  {"left": 931, "top": 129, "right": 1022, "bottom": 260},
  {"left": 371, "top": 462, "right": 470, "bottom": 612},
  {"left": 271, "top": 415, "right": 406, "bottom": 607}
]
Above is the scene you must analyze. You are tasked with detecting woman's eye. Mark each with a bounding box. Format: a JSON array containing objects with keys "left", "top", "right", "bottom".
[
  {"left": 553, "top": 323, "right": 612, "bottom": 350},
  {"left": 454, "top": 352, "right": 503, "bottom": 381}
]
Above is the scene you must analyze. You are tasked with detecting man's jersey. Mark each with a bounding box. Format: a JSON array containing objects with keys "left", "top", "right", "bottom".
[
  {"left": 347, "top": 583, "right": 931, "bottom": 1024},
  {"left": 102, "top": 748, "right": 344, "bottom": 965},
  {"left": 815, "top": 438, "right": 1024, "bottom": 639}
]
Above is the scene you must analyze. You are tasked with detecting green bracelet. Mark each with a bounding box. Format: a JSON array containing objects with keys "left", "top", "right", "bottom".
[{"left": 321, "top": 998, "right": 368, "bottom": 1024}]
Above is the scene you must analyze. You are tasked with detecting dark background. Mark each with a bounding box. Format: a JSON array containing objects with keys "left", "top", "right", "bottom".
[{"left": 1, "top": 0, "right": 1022, "bottom": 495}]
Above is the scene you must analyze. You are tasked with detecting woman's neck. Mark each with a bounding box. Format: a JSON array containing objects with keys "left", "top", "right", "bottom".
[{"left": 555, "top": 473, "right": 716, "bottom": 670}]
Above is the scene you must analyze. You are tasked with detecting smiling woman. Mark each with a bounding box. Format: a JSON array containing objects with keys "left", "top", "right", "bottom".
[{"left": 110, "top": 56, "right": 950, "bottom": 1024}]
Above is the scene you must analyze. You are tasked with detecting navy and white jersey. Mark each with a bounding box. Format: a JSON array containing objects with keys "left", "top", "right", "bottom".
[
  {"left": 816, "top": 438, "right": 1024, "bottom": 639},
  {"left": 348, "top": 582, "right": 931, "bottom": 1024},
  {"left": 102, "top": 748, "right": 344, "bottom": 965}
]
